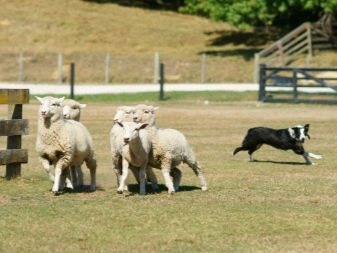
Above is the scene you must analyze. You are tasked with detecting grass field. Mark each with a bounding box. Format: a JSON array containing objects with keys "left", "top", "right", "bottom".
[{"left": 1, "top": 93, "right": 337, "bottom": 252}]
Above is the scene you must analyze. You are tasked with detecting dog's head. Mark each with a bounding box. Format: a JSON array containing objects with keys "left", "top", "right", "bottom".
[{"left": 288, "top": 124, "right": 310, "bottom": 143}]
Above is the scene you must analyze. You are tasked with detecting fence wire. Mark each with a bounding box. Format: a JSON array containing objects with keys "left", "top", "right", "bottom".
[{"left": 0, "top": 52, "right": 253, "bottom": 84}]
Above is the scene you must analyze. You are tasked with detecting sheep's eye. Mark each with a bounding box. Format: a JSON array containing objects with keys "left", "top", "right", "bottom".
[
  {"left": 71, "top": 106, "right": 77, "bottom": 109},
  {"left": 144, "top": 110, "right": 149, "bottom": 113}
]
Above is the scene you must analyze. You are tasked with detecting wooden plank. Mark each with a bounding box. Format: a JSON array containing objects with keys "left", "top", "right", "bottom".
[
  {"left": 0, "top": 119, "right": 29, "bottom": 136},
  {"left": 0, "top": 149, "right": 28, "bottom": 165},
  {"left": 0, "top": 89, "right": 29, "bottom": 104}
]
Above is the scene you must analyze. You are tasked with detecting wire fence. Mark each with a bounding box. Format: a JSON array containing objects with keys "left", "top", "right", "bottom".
[{"left": 0, "top": 51, "right": 252, "bottom": 84}]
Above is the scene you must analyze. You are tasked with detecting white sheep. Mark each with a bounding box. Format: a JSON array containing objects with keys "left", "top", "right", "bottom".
[
  {"left": 134, "top": 104, "right": 208, "bottom": 194},
  {"left": 149, "top": 127, "right": 208, "bottom": 194},
  {"left": 62, "top": 98, "right": 87, "bottom": 187},
  {"left": 110, "top": 106, "right": 158, "bottom": 192},
  {"left": 62, "top": 98, "right": 86, "bottom": 121},
  {"left": 116, "top": 121, "right": 150, "bottom": 195},
  {"left": 35, "top": 96, "right": 97, "bottom": 193}
]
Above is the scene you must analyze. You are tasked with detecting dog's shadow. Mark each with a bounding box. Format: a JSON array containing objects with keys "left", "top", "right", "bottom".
[
  {"left": 127, "top": 183, "right": 201, "bottom": 194},
  {"left": 251, "top": 159, "right": 308, "bottom": 165}
]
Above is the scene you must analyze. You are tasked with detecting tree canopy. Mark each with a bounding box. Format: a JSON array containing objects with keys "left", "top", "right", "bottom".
[{"left": 179, "top": 0, "right": 337, "bottom": 29}]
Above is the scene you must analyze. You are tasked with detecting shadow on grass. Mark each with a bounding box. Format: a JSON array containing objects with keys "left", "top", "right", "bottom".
[
  {"left": 82, "top": 0, "right": 180, "bottom": 11},
  {"left": 252, "top": 159, "right": 308, "bottom": 165},
  {"left": 126, "top": 183, "right": 201, "bottom": 195},
  {"left": 54, "top": 185, "right": 105, "bottom": 195}
]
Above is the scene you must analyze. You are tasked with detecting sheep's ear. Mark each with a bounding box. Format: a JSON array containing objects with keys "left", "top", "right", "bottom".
[
  {"left": 154, "top": 106, "right": 159, "bottom": 111},
  {"left": 58, "top": 97, "right": 65, "bottom": 103},
  {"left": 137, "top": 123, "right": 148, "bottom": 130},
  {"left": 80, "top": 104, "right": 87, "bottom": 109},
  {"left": 35, "top": 96, "right": 43, "bottom": 104}
]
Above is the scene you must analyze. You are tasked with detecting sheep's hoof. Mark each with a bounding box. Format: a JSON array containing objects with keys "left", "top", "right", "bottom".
[
  {"left": 201, "top": 186, "right": 208, "bottom": 191},
  {"left": 52, "top": 190, "right": 62, "bottom": 196},
  {"left": 117, "top": 189, "right": 124, "bottom": 194},
  {"left": 168, "top": 190, "right": 175, "bottom": 195}
]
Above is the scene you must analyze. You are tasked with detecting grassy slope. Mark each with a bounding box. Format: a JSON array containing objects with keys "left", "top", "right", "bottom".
[
  {"left": 0, "top": 0, "right": 234, "bottom": 56},
  {"left": 1, "top": 0, "right": 336, "bottom": 83}
]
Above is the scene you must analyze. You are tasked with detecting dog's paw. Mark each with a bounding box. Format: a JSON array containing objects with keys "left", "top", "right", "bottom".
[{"left": 315, "top": 155, "right": 322, "bottom": 160}]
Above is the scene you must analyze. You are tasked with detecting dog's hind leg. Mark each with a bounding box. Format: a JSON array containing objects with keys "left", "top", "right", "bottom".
[{"left": 248, "top": 144, "right": 262, "bottom": 162}]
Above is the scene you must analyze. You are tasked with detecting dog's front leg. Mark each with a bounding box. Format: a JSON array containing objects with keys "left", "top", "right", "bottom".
[
  {"left": 303, "top": 152, "right": 313, "bottom": 165},
  {"left": 308, "top": 152, "right": 322, "bottom": 160}
]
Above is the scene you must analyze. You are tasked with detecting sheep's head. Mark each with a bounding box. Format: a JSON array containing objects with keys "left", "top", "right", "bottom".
[
  {"left": 117, "top": 121, "right": 148, "bottom": 144},
  {"left": 113, "top": 106, "right": 135, "bottom": 123},
  {"left": 133, "top": 104, "right": 158, "bottom": 126},
  {"left": 36, "top": 96, "right": 64, "bottom": 119},
  {"left": 62, "top": 99, "right": 86, "bottom": 121}
]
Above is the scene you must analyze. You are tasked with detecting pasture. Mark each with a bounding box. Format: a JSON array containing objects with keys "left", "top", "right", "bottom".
[{"left": 1, "top": 94, "right": 337, "bottom": 253}]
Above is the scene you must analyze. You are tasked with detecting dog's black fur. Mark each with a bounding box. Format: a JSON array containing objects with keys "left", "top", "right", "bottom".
[{"left": 233, "top": 124, "right": 319, "bottom": 164}]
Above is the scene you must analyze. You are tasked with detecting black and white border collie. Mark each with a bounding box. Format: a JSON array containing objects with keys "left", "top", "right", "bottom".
[{"left": 233, "top": 124, "right": 322, "bottom": 165}]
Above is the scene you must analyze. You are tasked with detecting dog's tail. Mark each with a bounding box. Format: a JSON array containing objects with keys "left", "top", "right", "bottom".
[{"left": 233, "top": 147, "right": 245, "bottom": 156}]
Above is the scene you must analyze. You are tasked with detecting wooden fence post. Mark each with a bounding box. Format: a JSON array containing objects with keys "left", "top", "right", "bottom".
[
  {"left": 159, "top": 63, "right": 165, "bottom": 101},
  {"left": 292, "top": 69, "right": 298, "bottom": 102},
  {"left": 57, "top": 53, "right": 64, "bottom": 84},
  {"left": 0, "top": 89, "right": 29, "bottom": 179},
  {"left": 258, "top": 64, "right": 266, "bottom": 102},
  {"left": 105, "top": 53, "right": 111, "bottom": 84},
  {"left": 200, "top": 53, "right": 206, "bottom": 83},
  {"left": 18, "top": 51, "right": 24, "bottom": 83},
  {"left": 70, "top": 63, "right": 75, "bottom": 99},
  {"left": 154, "top": 52, "right": 160, "bottom": 83}
]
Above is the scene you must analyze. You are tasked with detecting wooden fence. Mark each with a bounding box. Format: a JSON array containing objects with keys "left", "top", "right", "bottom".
[
  {"left": 258, "top": 64, "right": 337, "bottom": 104},
  {"left": 254, "top": 17, "right": 337, "bottom": 82},
  {"left": 0, "top": 89, "right": 29, "bottom": 179}
]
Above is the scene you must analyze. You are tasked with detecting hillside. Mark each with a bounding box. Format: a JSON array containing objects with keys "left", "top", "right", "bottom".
[{"left": 0, "top": 0, "right": 336, "bottom": 83}]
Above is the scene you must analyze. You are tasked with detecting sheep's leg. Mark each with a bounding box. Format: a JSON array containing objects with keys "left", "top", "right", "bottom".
[
  {"left": 85, "top": 156, "right": 97, "bottom": 191},
  {"left": 70, "top": 166, "right": 78, "bottom": 188},
  {"left": 52, "top": 166, "right": 63, "bottom": 193},
  {"left": 161, "top": 160, "right": 175, "bottom": 194},
  {"left": 146, "top": 167, "right": 159, "bottom": 191},
  {"left": 64, "top": 169, "right": 74, "bottom": 190},
  {"left": 170, "top": 167, "right": 182, "bottom": 192},
  {"left": 76, "top": 166, "right": 84, "bottom": 186},
  {"left": 130, "top": 165, "right": 140, "bottom": 183},
  {"left": 186, "top": 159, "right": 208, "bottom": 191},
  {"left": 117, "top": 159, "right": 129, "bottom": 193},
  {"left": 112, "top": 157, "right": 127, "bottom": 191},
  {"left": 139, "top": 166, "right": 147, "bottom": 195},
  {"left": 39, "top": 157, "right": 54, "bottom": 182}
]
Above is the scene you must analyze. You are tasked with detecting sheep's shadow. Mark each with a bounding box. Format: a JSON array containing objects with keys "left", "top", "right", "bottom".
[
  {"left": 53, "top": 185, "right": 105, "bottom": 195},
  {"left": 251, "top": 159, "right": 308, "bottom": 165},
  {"left": 127, "top": 183, "right": 201, "bottom": 194}
]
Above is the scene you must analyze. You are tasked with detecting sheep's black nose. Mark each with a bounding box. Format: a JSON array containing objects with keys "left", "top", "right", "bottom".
[{"left": 124, "top": 138, "right": 130, "bottom": 143}]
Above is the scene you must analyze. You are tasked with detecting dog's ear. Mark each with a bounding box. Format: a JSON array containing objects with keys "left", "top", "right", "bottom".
[{"left": 304, "top": 124, "right": 310, "bottom": 139}]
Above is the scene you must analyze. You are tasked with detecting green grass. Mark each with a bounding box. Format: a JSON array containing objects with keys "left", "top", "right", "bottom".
[
  {"left": 67, "top": 91, "right": 258, "bottom": 103},
  {"left": 1, "top": 98, "right": 337, "bottom": 252}
]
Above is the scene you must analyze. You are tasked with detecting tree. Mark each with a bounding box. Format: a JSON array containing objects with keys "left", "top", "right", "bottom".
[{"left": 179, "top": 0, "right": 337, "bottom": 29}]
